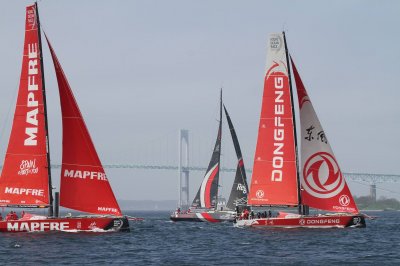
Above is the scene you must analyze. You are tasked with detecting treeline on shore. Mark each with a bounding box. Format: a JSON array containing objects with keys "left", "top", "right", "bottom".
[{"left": 354, "top": 196, "right": 400, "bottom": 210}]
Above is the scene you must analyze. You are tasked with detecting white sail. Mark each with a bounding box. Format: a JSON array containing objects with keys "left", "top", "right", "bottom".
[{"left": 292, "top": 58, "right": 359, "bottom": 213}]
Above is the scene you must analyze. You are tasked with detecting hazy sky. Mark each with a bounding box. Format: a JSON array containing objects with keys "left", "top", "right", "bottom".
[{"left": 0, "top": 0, "right": 399, "bottom": 202}]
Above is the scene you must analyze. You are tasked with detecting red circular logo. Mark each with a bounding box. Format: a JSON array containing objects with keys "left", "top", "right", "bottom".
[{"left": 302, "top": 152, "right": 345, "bottom": 198}]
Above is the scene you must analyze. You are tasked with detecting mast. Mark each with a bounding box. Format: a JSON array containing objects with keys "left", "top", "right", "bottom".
[
  {"left": 35, "top": 2, "right": 54, "bottom": 216},
  {"left": 215, "top": 89, "right": 222, "bottom": 210},
  {"left": 282, "top": 31, "right": 302, "bottom": 214}
]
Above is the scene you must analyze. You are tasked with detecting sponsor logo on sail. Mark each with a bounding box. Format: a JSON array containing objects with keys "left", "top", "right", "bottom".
[
  {"left": 302, "top": 152, "right": 345, "bottom": 198},
  {"left": 98, "top": 207, "right": 119, "bottom": 213},
  {"left": 27, "top": 7, "right": 37, "bottom": 29},
  {"left": 18, "top": 159, "right": 39, "bottom": 176},
  {"left": 64, "top": 169, "right": 108, "bottom": 181},
  {"left": 270, "top": 35, "right": 282, "bottom": 50},
  {"left": 4, "top": 187, "right": 44, "bottom": 196},
  {"left": 256, "top": 190, "right": 264, "bottom": 199},
  {"left": 339, "top": 195, "right": 350, "bottom": 206},
  {"left": 271, "top": 76, "right": 285, "bottom": 182},
  {"left": 236, "top": 183, "right": 247, "bottom": 194},
  {"left": 24, "top": 41, "right": 40, "bottom": 146}
]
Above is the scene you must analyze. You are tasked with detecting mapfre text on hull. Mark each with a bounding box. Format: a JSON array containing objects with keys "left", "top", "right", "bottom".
[{"left": 0, "top": 216, "right": 130, "bottom": 233}]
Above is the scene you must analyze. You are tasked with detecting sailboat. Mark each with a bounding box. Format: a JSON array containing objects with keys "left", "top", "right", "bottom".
[
  {"left": 170, "top": 92, "right": 249, "bottom": 222},
  {"left": 235, "top": 32, "right": 366, "bottom": 228},
  {"left": 0, "top": 3, "right": 129, "bottom": 232}
]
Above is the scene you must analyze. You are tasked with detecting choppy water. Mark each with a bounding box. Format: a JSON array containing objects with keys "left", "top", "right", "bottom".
[{"left": 0, "top": 210, "right": 399, "bottom": 265}]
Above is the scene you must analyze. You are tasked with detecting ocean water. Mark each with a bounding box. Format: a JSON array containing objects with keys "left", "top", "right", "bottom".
[{"left": 0, "top": 210, "right": 399, "bottom": 265}]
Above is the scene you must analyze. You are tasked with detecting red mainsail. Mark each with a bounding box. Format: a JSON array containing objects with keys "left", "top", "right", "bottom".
[
  {"left": 248, "top": 33, "right": 299, "bottom": 206},
  {"left": 45, "top": 38, "right": 122, "bottom": 216},
  {"left": 0, "top": 5, "right": 49, "bottom": 207},
  {"left": 292, "top": 58, "right": 359, "bottom": 214}
]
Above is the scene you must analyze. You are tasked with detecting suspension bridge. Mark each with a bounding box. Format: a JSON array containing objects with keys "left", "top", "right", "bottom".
[
  {"left": 45, "top": 162, "right": 400, "bottom": 208},
  {"left": 0, "top": 129, "right": 399, "bottom": 209}
]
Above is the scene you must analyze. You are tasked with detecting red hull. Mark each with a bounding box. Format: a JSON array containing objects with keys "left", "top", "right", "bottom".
[
  {"left": 0, "top": 216, "right": 130, "bottom": 233},
  {"left": 235, "top": 214, "right": 366, "bottom": 228}
]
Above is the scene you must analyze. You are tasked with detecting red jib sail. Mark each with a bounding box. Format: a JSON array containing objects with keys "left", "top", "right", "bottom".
[
  {"left": 292, "top": 58, "right": 359, "bottom": 214},
  {"left": 0, "top": 5, "right": 49, "bottom": 207},
  {"left": 248, "top": 33, "right": 299, "bottom": 206},
  {"left": 45, "top": 37, "right": 122, "bottom": 216}
]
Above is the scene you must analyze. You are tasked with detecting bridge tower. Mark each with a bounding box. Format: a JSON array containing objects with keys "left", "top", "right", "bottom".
[
  {"left": 178, "top": 129, "right": 190, "bottom": 209},
  {"left": 370, "top": 184, "right": 377, "bottom": 202}
]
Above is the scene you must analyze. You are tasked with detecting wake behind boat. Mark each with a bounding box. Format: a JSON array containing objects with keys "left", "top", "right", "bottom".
[
  {"left": 0, "top": 3, "right": 129, "bottom": 233},
  {"left": 170, "top": 91, "right": 248, "bottom": 223},
  {"left": 235, "top": 32, "right": 365, "bottom": 229}
]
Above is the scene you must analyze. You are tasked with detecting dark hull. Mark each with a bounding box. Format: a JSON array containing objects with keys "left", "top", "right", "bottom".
[
  {"left": 0, "top": 216, "right": 130, "bottom": 233},
  {"left": 170, "top": 211, "right": 235, "bottom": 223},
  {"left": 235, "top": 214, "right": 366, "bottom": 228}
]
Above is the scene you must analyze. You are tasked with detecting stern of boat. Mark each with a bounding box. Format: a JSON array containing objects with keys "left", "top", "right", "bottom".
[
  {"left": 104, "top": 216, "right": 130, "bottom": 232},
  {"left": 346, "top": 215, "right": 366, "bottom": 228}
]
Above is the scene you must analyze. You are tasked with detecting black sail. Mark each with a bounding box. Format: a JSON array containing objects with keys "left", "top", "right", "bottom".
[
  {"left": 224, "top": 105, "right": 249, "bottom": 210},
  {"left": 192, "top": 92, "right": 222, "bottom": 209}
]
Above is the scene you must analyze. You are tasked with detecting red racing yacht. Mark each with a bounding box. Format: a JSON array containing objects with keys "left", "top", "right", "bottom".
[
  {"left": 235, "top": 32, "right": 365, "bottom": 228},
  {"left": 0, "top": 3, "right": 129, "bottom": 232}
]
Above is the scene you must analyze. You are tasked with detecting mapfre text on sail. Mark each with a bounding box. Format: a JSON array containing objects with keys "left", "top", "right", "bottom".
[
  {"left": 5, "top": 187, "right": 44, "bottom": 196},
  {"left": 25, "top": 43, "right": 40, "bottom": 146},
  {"left": 64, "top": 169, "right": 108, "bottom": 181}
]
